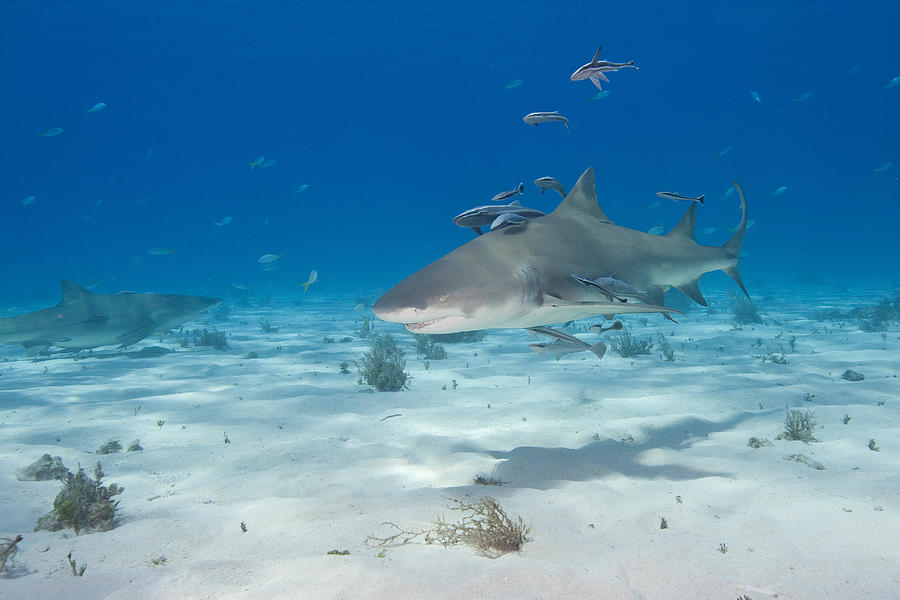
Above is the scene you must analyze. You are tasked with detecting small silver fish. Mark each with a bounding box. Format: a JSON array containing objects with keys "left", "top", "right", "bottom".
[
  {"left": 148, "top": 248, "right": 175, "bottom": 255},
  {"left": 490, "top": 212, "right": 529, "bottom": 231},
  {"left": 728, "top": 219, "right": 755, "bottom": 234},
  {"left": 38, "top": 127, "right": 63, "bottom": 137},
  {"left": 258, "top": 253, "right": 283, "bottom": 264},
  {"left": 588, "top": 90, "right": 611, "bottom": 101},
  {"left": 647, "top": 223, "right": 664, "bottom": 235},
  {"left": 214, "top": 216, "right": 233, "bottom": 227},
  {"left": 656, "top": 191, "right": 704, "bottom": 205},
  {"left": 533, "top": 176, "right": 566, "bottom": 198},
  {"left": 491, "top": 182, "right": 524, "bottom": 202},
  {"left": 793, "top": 92, "right": 814, "bottom": 103},
  {"left": 773, "top": 186, "right": 788, "bottom": 196},
  {"left": 22, "top": 195, "right": 35, "bottom": 206},
  {"left": 522, "top": 111, "right": 569, "bottom": 132},
  {"left": 716, "top": 145, "right": 734, "bottom": 158},
  {"left": 300, "top": 270, "right": 318, "bottom": 292},
  {"left": 503, "top": 79, "right": 524, "bottom": 90},
  {"left": 647, "top": 200, "right": 660, "bottom": 209},
  {"left": 748, "top": 90, "right": 761, "bottom": 103},
  {"left": 701, "top": 226, "right": 717, "bottom": 235},
  {"left": 86, "top": 102, "right": 107, "bottom": 113},
  {"left": 570, "top": 46, "right": 638, "bottom": 91},
  {"left": 296, "top": 184, "right": 310, "bottom": 194},
  {"left": 231, "top": 283, "right": 252, "bottom": 292},
  {"left": 884, "top": 75, "right": 900, "bottom": 89},
  {"left": 874, "top": 161, "right": 894, "bottom": 173}
]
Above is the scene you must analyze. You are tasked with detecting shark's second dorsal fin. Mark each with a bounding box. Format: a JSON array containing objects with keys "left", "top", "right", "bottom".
[
  {"left": 552, "top": 167, "right": 614, "bottom": 224},
  {"left": 60, "top": 280, "right": 93, "bottom": 304},
  {"left": 667, "top": 204, "right": 697, "bottom": 241}
]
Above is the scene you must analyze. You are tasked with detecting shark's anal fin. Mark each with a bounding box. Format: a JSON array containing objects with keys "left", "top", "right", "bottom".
[
  {"left": 116, "top": 320, "right": 157, "bottom": 348},
  {"left": 667, "top": 204, "right": 697, "bottom": 241}
]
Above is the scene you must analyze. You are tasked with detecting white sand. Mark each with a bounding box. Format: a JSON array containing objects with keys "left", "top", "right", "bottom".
[{"left": 1, "top": 285, "right": 898, "bottom": 599}]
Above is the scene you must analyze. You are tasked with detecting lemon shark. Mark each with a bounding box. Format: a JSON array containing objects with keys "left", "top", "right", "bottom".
[
  {"left": 0, "top": 281, "right": 221, "bottom": 354},
  {"left": 373, "top": 167, "right": 748, "bottom": 333}
]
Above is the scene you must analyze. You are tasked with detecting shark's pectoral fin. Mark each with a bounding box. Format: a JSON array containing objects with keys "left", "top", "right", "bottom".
[
  {"left": 116, "top": 320, "right": 157, "bottom": 348},
  {"left": 675, "top": 278, "right": 708, "bottom": 306}
]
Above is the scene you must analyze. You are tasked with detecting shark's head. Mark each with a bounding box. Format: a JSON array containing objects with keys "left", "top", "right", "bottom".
[
  {"left": 143, "top": 293, "right": 222, "bottom": 329},
  {"left": 373, "top": 243, "right": 536, "bottom": 334}
]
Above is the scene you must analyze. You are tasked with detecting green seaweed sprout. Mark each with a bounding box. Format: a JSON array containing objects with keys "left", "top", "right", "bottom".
[
  {"left": 776, "top": 408, "right": 818, "bottom": 442},
  {"left": 35, "top": 462, "right": 123, "bottom": 534},
  {"left": 357, "top": 334, "right": 409, "bottom": 392}
]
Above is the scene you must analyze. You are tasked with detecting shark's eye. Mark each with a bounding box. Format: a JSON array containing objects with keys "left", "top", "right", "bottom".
[{"left": 438, "top": 294, "right": 448, "bottom": 303}]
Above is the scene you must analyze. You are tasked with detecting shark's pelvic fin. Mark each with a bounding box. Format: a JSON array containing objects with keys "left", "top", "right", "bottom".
[
  {"left": 553, "top": 167, "right": 614, "bottom": 224},
  {"left": 668, "top": 203, "right": 697, "bottom": 241},
  {"left": 722, "top": 181, "right": 750, "bottom": 299},
  {"left": 675, "top": 278, "right": 707, "bottom": 306}
]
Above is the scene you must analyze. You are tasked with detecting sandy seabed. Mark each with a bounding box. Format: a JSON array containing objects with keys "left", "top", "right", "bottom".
[{"left": 1, "top": 284, "right": 898, "bottom": 600}]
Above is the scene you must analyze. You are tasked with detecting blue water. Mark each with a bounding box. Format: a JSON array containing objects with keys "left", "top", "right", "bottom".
[{"left": 2, "top": 1, "right": 898, "bottom": 303}]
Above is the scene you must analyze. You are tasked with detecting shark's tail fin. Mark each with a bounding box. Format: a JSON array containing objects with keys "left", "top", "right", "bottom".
[{"left": 722, "top": 181, "right": 750, "bottom": 299}]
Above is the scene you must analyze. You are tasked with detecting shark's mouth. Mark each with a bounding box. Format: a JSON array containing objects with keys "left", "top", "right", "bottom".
[
  {"left": 404, "top": 317, "right": 451, "bottom": 331},
  {"left": 403, "top": 314, "right": 470, "bottom": 333}
]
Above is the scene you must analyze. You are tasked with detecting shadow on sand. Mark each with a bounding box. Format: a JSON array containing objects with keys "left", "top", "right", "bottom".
[{"left": 480, "top": 412, "right": 755, "bottom": 489}]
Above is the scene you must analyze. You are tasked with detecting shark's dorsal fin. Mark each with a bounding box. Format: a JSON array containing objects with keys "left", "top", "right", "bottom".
[
  {"left": 667, "top": 204, "right": 697, "bottom": 241},
  {"left": 552, "top": 168, "right": 614, "bottom": 224},
  {"left": 591, "top": 46, "right": 603, "bottom": 64},
  {"left": 509, "top": 200, "right": 521, "bottom": 207},
  {"left": 60, "top": 280, "right": 93, "bottom": 304}
]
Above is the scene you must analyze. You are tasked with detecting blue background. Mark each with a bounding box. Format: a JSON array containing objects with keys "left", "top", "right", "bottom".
[{"left": 2, "top": 0, "right": 898, "bottom": 303}]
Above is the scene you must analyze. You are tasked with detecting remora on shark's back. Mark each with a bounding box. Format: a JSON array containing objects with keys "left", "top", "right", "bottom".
[
  {"left": 373, "top": 167, "right": 748, "bottom": 333},
  {"left": 0, "top": 281, "right": 220, "bottom": 354}
]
